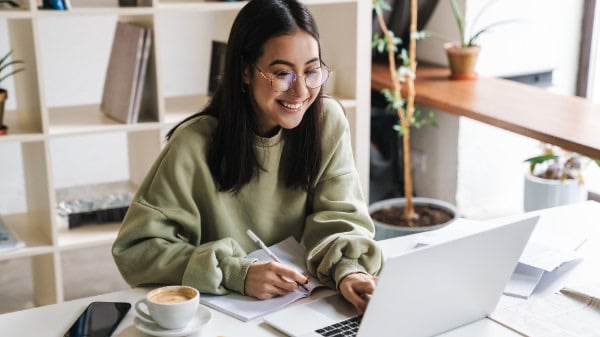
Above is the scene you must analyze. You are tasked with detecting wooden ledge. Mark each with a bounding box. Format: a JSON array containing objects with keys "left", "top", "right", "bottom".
[{"left": 371, "top": 63, "right": 600, "bottom": 160}]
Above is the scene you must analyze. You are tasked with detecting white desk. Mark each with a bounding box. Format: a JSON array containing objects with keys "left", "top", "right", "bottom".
[{"left": 2, "top": 201, "right": 599, "bottom": 337}]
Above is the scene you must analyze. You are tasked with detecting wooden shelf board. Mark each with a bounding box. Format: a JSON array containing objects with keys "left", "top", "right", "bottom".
[
  {"left": 56, "top": 222, "right": 121, "bottom": 250},
  {"left": 158, "top": 1, "right": 245, "bottom": 12},
  {"left": 47, "top": 104, "right": 161, "bottom": 136},
  {"left": 371, "top": 63, "right": 600, "bottom": 160},
  {"left": 164, "top": 94, "right": 210, "bottom": 125},
  {"left": 33, "top": 7, "right": 155, "bottom": 17}
]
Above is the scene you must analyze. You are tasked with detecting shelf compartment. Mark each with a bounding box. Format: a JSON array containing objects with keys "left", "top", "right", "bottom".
[
  {"left": 37, "top": 14, "right": 159, "bottom": 134},
  {"left": 1, "top": 17, "right": 44, "bottom": 135},
  {"left": 308, "top": 2, "right": 358, "bottom": 100},
  {"left": 155, "top": 9, "right": 236, "bottom": 122},
  {"left": 0, "top": 140, "right": 54, "bottom": 248},
  {"left": 0, "top": 255, "right": 36, "bottom": 314},
  {"left": 0, "top": 213, "right": 54, "bottom": 261},
  {"left": 60, "top": 244, "right": 128, "bottom": 301}
]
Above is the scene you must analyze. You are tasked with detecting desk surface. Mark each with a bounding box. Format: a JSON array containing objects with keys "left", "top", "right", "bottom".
[
  {"left": 3, "top": 201, "right": 600, "bottom": 337},
  {"left": 371, "top": 63, "right": 600, "bottom": 160}
]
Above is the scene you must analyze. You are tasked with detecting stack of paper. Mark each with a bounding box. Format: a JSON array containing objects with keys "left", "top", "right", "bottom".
[
  {"left": 415, "top": 218, "right": 586, "bottom": 299},
  {"left": 502, "top": 229, "right": 585, "bottom": 299}
]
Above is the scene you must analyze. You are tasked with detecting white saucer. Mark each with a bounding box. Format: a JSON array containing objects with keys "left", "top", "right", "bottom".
[{"left": 134, "top": 306, "right": 212, "bottom": 337}]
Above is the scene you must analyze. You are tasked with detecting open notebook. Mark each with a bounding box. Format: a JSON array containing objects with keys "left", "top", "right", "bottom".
[{"left": 200, "top": 237, "right": 324, "bottom": 321}]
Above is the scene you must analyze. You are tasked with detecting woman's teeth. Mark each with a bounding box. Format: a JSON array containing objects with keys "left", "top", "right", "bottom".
[{"left": 281, "top": 101, "right": 302, "bottom": 109}]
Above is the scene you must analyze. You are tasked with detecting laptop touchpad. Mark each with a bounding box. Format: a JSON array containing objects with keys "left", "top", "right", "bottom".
[{"left": 307, "top": 294, "right": 359, "bottom": 321}]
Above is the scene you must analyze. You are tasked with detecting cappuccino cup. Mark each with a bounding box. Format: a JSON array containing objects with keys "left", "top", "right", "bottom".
[{"left": 135, "top": 285, "right": 199, "bottom": 330}]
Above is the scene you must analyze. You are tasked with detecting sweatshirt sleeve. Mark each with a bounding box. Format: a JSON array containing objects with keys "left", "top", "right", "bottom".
[
  {"left": 112, "top": 200, "right": 255, "bottom": 295},
  {"left": 112, "top": 119, "right": 255, "bottom": 295},
  {"left": 303, "top": 99, "right": 384, "bottom": 289}
]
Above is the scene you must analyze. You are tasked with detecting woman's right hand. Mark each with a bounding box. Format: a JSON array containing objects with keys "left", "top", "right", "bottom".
[{"left": 244, "top": 261, "right": 308, "bottom": 299}]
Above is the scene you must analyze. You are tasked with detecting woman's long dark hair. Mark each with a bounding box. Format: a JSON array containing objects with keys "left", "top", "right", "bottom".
[{"left": 167, "top": 0, "right": 323, "bottom": 193}]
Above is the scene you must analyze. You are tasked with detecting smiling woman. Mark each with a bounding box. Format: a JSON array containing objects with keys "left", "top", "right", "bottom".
[
  {"left": 112, "top": 0, "right": 382, "bottom": 313},
  {"left": 245, "top": 31, "right": 328, "bottom": 136}
]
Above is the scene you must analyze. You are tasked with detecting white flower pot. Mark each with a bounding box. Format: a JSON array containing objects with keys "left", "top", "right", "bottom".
[
  {"left": 369, "top": 197, "right": 458, "bottom": 240},
  {"left": 523, "top": 174, "right": 587, "bottom": 212}
]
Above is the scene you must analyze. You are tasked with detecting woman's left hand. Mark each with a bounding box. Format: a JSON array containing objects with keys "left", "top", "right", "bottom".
[{"left": 338, "top": 272, "right": 377, "bottom": 313}]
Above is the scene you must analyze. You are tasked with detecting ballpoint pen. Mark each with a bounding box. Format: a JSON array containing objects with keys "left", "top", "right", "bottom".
[
  {"left": 246, "top": 229, "right": 309, "bottom": 292},
  {"left": 560, "top": 287, "right": 600, "bottom": 307}
]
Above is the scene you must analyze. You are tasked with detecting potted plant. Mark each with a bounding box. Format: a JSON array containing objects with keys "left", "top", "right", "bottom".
[
  {"left": 523, "top": 144, "right": 600, "bottom": 211},
  {"left": 0, "top": 49, "right": 25, "bottom": 135},
  {"left": 435, "top": 0, "right": 516, "bottom": 79},
  {"left": 370, "top": 0, "right": 457, "bottom": 239}
]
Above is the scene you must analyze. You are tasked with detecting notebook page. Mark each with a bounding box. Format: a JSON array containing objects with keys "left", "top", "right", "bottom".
[{"left": 200, "top": 236, "right": 324, "bottom": 321}]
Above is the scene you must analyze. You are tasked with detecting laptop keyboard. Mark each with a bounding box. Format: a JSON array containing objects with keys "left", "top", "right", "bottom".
[{"left": 314, "top": 316, "right": 362, "bottom": 337}]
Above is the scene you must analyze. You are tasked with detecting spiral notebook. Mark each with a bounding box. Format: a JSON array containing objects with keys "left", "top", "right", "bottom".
[{"left": 200, "top": 237, "right": 324, "bottom": 322}]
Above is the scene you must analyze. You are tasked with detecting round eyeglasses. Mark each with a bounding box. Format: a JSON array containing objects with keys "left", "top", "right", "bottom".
[{"left": 254, "top": 65, "right": 332, "bottom": 92}]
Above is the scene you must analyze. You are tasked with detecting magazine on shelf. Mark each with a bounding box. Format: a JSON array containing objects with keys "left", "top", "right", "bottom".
[
  {"left": 101, "top": 21, "right": 151, "bottom": 124},
  {"left": 200, "top": 236, "right": 325, "bottom": 322}
]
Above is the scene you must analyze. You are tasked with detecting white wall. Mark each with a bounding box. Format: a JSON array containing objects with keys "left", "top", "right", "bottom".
[{"left": 413, "top": 0, "right": 586, "bottom": 219}]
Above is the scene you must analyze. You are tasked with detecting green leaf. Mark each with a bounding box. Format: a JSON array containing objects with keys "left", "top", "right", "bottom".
[
  {"left": 470, "top": 0, "right": 500, "bottom": 39},
  {"left": 593, "top": 159, "right": 600, "bottom": 167},
  {"left": 411, "top": 30, "right": 431, "bottom": 41},
  {"left": 0, "top": 68, "right": 25, "bottom": 84},
  {"left": 468, "top": 19, "right": 519, "bottom": 46},
  {"left": 393, "top": 124, "right": 410, "bottom": 136},
  {"left": 449, "top": 0, "right": 465, "bottom": 46},
  {"left": 0, "top": 50, "right": 14, "bottom": 67},
  {"left": 397, "top": 66, "right": 415, "bottom": 82},
  {"left": 524, "top": 154, "right": 558, "bottom": 174},
  {"left": 0, "top": 49, "right": 25, "bottom": 85},
  {"left": 372, "top": 0, "right": 391, "bottom": 14}
]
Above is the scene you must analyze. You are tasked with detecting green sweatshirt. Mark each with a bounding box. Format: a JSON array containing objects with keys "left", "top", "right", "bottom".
[{"left": 112, "top": 97, "right": 383, "bottom": 295}]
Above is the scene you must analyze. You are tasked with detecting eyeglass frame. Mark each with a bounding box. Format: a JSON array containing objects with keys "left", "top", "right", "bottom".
[{"left": 253, "top": 63, "right": 332, "bottom": 92}]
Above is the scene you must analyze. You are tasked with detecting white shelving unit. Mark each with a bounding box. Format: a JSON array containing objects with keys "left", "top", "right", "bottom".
[{"left": 0, "top": 0, "right": 371, "bottom": 307}]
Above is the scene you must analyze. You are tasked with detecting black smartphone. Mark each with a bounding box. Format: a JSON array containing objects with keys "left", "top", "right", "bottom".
[{"left": 64, "top": 301, "right": 131, "bottom": 337}]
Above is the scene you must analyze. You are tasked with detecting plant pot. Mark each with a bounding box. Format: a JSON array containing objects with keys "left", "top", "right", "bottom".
[
  {"left": 369, "top": 197, "right": 458, "bottom": 240},
  {"left": 0, "top": 88, "right": 7, "bottom": 133},
  {"left": 444, "top": 42, "right": 480, "bottom": 80},
  {"left": 523, "top": 174, "right": 587, "bottom": 212}
]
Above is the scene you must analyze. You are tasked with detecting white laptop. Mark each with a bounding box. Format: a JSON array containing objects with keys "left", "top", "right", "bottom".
[{"left": 264, "top": 215, "right": 539, "bottom": 337}]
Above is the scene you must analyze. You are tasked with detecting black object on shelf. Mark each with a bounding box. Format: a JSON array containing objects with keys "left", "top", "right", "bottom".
[
  {"left": 66, "top": 207, "right": 129, "bottom": 229},
  {"left": 56, "top": 181, "right": 135, "bottom": 229},
  {"left": 208, "top": 41, "right": 227, "bottom": 96}
]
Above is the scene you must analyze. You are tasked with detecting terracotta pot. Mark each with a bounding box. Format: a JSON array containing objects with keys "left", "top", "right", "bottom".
[
  {"left": 369, "top": 197, "right": 458, "bottom": 240},
  {"left": 523, "top": 174, "right": 587, "bottom": 212},
  {"left": 444, "top": 42, "right": 480, "bottom": 80},
  {"left": 0, "top": 88, "right": 7, "bottom": 131}
]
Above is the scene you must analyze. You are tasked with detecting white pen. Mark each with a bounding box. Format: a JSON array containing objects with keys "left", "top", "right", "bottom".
[{"left": 246, "top": 229, "right": 309, "bottom": 292}]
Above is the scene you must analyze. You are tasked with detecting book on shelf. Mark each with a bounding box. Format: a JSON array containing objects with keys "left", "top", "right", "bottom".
[
  {"left": 101, "top": 21, "right": 152, "bottom": 124},
  {"left": 0, "top": 215, "right": 25, "bottom": 252},
  {"left": 200, "top": 236, "right": 325, "bottom": 322},
  {"left": 118, "top": 0, "right": 152, "bottom": 6},
  {"left": 208, "top": 40, "right": 227, "bottom": 96}
]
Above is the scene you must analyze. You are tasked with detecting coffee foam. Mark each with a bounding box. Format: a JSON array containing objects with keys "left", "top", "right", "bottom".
[{"left": 149, "top": 288, "right": 196, "bottom": 304}]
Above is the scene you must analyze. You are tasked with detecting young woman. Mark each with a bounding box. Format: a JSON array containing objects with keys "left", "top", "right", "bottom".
[{"left": 112, "top": 0, "right": 381, "bottom": 312}]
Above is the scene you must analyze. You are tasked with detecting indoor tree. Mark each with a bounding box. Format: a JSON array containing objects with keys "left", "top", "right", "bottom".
[{"left": 372, "top": 0, "right": 435, "bottom": 225}]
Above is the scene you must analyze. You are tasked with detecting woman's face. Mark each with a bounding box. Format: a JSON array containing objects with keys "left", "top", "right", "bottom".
[{"left": 245, "top": 30, "right": 322, "bottom": 137}]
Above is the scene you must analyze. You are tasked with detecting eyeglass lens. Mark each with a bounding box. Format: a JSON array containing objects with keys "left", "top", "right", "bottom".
[{"left": 271, "top": 67, "right": 330, "bottom": 92}]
